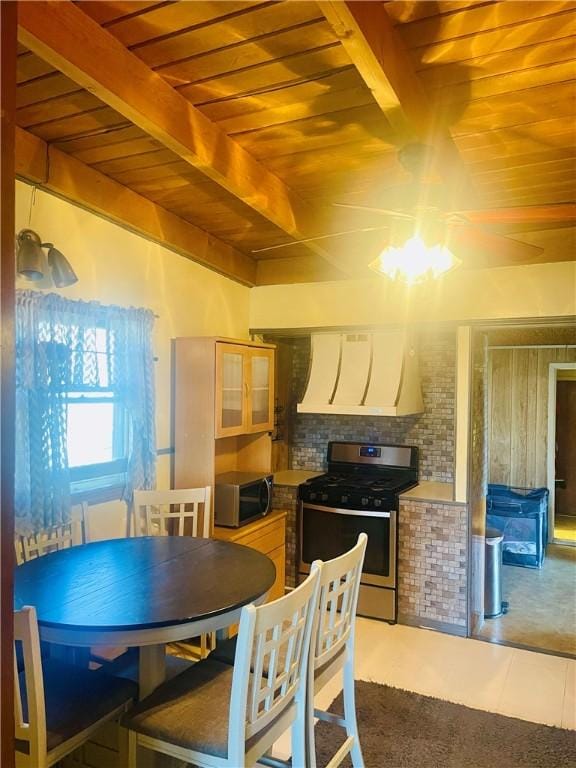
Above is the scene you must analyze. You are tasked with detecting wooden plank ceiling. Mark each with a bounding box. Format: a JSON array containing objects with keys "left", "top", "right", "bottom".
[{"left": 15, "top": 0, "right": 576, "bottom": 286}]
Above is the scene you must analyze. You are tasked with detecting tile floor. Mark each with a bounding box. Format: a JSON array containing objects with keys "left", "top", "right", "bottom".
[
  {"left": 273, "top": 619, "right": 575, "bottom": 760},
  {"left": 476, "top": 543, "right": 576, "bottom": 655}
]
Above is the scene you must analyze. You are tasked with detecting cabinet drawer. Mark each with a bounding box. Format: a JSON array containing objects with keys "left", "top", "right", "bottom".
[
  {"left": 239, "top": 523, "right": 284, "bottom": 555},
  {"left": 215, "top": 513, "right": 285, "bottom": 551}
]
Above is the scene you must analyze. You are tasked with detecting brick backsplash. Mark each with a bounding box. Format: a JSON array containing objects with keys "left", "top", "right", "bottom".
[
  {"left": 276, "top": 485, "right": 469, "bottom": 627},
  {"left": 272, "top": 484, "right": 298, "bottom": 587},
  {"left": 289, "top": 331, "right": 456, "bottom": 482},
  {"left": 398, "top": 498, "right": 468, "bottom": 628}
]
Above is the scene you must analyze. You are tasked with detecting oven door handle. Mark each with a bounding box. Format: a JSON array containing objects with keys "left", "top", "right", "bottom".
[{"left": 301, "top": 502, "right": 391, "bottom": 519}]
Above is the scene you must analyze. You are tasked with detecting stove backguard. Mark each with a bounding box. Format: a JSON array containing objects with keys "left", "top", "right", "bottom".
[{"left": 326, "top": 441, "right": 418, "bottom": 483}]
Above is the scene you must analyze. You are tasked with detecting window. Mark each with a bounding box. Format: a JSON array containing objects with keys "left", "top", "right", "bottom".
[
  {"left": 15, "top": 290, "right": 156, "bottom": 533},
  {"left": 67, "top": 392, "right": 122, "bottom": 467},
  {"left": 53, "top": 325, "right": 129, "bottom": 500},
  {"left": 67, "top": 391, "right": 128, "bottom": 500},
  {"left": 36, "top": 323, "right": 128, "bottom": 501}
]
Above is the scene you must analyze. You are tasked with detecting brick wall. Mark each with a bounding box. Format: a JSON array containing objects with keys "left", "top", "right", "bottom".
[
  {"left": 290, "top": 331, "right": 456, "bottom": 482},
  {"left": 398, "top": 498, "right": 468, "bottom": 630},
  {"left": 272, "top": 484, "right": 298, "bottom": 587},
  {"left": 275, "top": 485, "right": 469, "bottom": 629}
]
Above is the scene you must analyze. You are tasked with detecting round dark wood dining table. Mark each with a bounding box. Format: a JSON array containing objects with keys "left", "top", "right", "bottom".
[{"left": 14, "top": 535, "right": 276, "bottom": 696}]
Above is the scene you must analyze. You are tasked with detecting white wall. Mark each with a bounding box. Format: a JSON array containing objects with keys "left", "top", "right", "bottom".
[
  {"left": 249, "top": 261, "right": 576, "bottom": 330},
  {"left": 15, "top": 181, "right": 251, "bottom": 537}
]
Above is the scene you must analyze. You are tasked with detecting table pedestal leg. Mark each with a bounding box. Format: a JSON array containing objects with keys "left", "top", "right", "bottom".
[
  {"left": 48, "top": 644, "right": 75, "bottom": 664},
  {"left": 139, "top": 644, "right": 166, "bottom": 698},
  {"left": 49, "top": 644, "right": 90, "bottom": 667},
  {"left": 216, "top": 627, "right": 229, "bottom": 643}
]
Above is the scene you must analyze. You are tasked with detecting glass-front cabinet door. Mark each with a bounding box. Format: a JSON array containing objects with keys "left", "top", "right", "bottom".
[
  {"left": 215, "top": 344, "right": 247, "bottom": 437},
  {"left": 215, "top": 343, "right": 275, "bottom": 437},
  {"left": 247, "top": 348, "right": 274, "bottom": 433}
]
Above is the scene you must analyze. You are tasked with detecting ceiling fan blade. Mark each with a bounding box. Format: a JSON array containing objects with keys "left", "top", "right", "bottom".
[
  {"left": 333, "top": 203, "right": 415, "bottom": 221},
  {"left": 448, "top": 225, "right": 544, "bottom": 268},
  {"left": 450, "top": 203, "right": 576, "bottom": 226},
  {"left": 251, "top": 224, "right": 390, "bottom": 253}
]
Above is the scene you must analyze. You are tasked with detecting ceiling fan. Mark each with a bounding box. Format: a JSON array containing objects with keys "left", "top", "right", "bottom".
[{"left": 253, "top": 143, "right": 576, "bottom": 272}]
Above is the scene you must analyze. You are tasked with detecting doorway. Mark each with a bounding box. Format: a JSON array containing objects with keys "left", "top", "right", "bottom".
[
  {"left": 549, "top": 365, "right": 576, "bottom": 545},
  {"left": 470, "top": 329, "right": 576, "bottom": 658}
]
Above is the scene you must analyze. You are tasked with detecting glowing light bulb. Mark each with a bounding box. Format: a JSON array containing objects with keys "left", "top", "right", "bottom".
[{"left": 369, "top": 235, "right": 461, "bottom": 284}]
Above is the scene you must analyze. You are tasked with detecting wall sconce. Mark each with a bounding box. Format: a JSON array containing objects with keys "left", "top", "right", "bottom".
[{"left": 16, "top": 229, "right": 78, "bottom": 287}]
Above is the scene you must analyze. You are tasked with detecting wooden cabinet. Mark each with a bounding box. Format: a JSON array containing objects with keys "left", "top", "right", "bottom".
[
  {"left": 215, "top": 342, "right": 274, "bottom": 438},
  {"left": 247, "top": 346, "right": 275, "bottom": 434},
  {"left": 215, "top": 343, "right": 247, "bottom": 437},
  {"left": 174, "top": 337, "right": 275, "bottom": 508},
  {"left": 213, "top": 511, "right": 287, "bottom": 632}
]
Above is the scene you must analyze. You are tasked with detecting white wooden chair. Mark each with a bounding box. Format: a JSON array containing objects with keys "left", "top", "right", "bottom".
[
  {"left": 14, "top": 503, "right": 88, "bottom": 565},
  {"left": 307, "top": 532, "right": 367, "bottom": 768},
  {"left": 14, "top": 505, "right": 90, "bottom": 668},
  {"left": 132, "top": 486, "right": 212, "bottom": 539},
  {"left": 211, "top": 533, "right": 367, "bottom": 767},
  {"left": 121, "top": 563, "right": 321, "bottom": 768},
  {"left": 14, "top": 606, "right": 137, "bottom": 768},
  {"left": 133, "top": 486, "right": 214, "bottom": 658}
]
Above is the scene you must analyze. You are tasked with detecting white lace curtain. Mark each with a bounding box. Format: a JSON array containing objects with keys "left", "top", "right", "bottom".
[{"left": 15, "top": 290, "right": 156, "bottom": 535}]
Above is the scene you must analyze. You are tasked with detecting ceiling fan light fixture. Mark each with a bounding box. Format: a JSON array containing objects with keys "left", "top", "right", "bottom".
[{"left": 369, "top": 235, "right": 461, "bottom": 285}]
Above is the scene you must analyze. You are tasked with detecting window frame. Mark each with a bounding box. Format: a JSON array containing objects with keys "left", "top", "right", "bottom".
[
  {"left": 66, "top": 390, "right": 129, "bottom": 504},
  {"left": 70, "top": 459, "right": 128, "bottom": 504}
]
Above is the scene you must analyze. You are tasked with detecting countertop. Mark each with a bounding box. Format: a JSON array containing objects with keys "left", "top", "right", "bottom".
[
  {"left": 273, "top": 470, "right": 323, "bottom": 487},
  {"left": 399, "top": 481, "right": 457, "bottom": 504},
  {"left": 272, "top": 473, "right": 458, "bottom": 505}
]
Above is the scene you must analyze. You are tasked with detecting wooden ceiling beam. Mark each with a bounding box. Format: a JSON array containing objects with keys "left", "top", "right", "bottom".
[
  {"left": 317, "top": 1, "right": 472, "bottom": 192},
  {"left": 15, "top": 126, "right": 258, "bottom": 286},
  {"left": 17, "top": 1, "right": 347, "bottom": 276}
]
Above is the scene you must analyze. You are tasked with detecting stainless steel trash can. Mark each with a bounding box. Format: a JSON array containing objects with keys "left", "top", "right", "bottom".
[{"left": 484, "top": 527, "right": 504, "bottom": 618}]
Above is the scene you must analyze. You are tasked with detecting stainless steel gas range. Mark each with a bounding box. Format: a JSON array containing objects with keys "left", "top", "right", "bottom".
[{"left": 298, "top": 441, "right": 418, "bottom": 622}]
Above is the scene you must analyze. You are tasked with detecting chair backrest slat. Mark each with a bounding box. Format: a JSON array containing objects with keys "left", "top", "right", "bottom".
[
  {"left": 15, "top": 504, "right": 87, "bottom": 565},
  {"left": 133, "top": 487, "right": 212, "bottom": 539},
  {"left": 313, "top": 533, "right": 367, "bottom": 672},
  {"left": 230, "top": 563, "right": 320, "bottom": 751},
  {"left": 14, "top": 606, "right": 48, "bottom": 768}
]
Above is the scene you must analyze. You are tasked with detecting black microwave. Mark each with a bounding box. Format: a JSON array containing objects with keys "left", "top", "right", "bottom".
[{"left": 214, "top": 472, "right": 273, "bottom": 528}]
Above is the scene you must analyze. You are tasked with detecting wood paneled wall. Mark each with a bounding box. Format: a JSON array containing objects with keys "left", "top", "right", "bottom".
[{"left": 488, "top": 346, "right": 576, "bottom": 488}]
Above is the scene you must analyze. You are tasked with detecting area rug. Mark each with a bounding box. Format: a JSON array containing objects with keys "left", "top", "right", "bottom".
[{"left": 314, "top": 681, "right": 575, "bottom": 768}]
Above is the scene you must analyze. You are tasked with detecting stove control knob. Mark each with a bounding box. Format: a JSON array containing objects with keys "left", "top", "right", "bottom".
[
  {"left": 321, "top": 492, "right": 329, "bottom": 501},
  {"left": 361, "top": 497, "right": 369, "bottom": 506},
  {"left": 341, "top": 494, "right": 349, "bottom": 504},
  {"left": 374, "top": 499, "right": 382, "bottom": 507},
  {"left": 309, "top": 492, "right": 317, "bottom": 500}
]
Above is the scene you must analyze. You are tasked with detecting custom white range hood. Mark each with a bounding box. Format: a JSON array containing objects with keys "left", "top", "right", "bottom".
[{"left": 297, "top": 331, "right": 423, "bottom": 417}]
